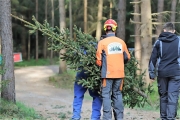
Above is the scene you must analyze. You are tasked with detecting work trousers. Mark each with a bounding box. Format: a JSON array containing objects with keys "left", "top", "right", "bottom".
[
  {"left": 72, "top": 82, "right": 102, "bottom": 120},
  {"left": 158, "top": 76, "right": 180, "bottom": 120},
  {"left": 101, "top": 78, "right": 123, "bottom": 120}
]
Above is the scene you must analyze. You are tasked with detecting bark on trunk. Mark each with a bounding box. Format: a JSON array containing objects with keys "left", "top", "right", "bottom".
[
  {"left": 171, "top": 0, "right": 177, "bottom": 22},
  {"left": 96, "top": 0, "right": 103, "bottom": 41},
  {"left": 141, "top": 0, "right": 152, "bottom": 86},
  {"left": 110, "top": 0, "right": 112, "bottom": 18},
  {"left": 28, "top": 33, "right": 31, "bottom": 60},
  {"left": 43, "top": 0, "right": 48, "bottom": 58},
  {"left": 36, "top": 0, "right": 39, "bottom": 61},
  {"left": 0, "top": 0, "right": 15, "bottom": 102},
  {"left": 134, "top": 0, "right": 141, "bottom": 72},
  {"left": 117, "top": 0, "right": 126, "bottom": 40},
  {"left": 156, "top": 0, "right": 164, "bottom": 39},
  {"left": 50, "top": 0, "right": 54, "bottom": 64},
  {"left": 21, "top": 27, "right": 27, "bottom": 59},
  {"left": 84, "top": 0, "right": 87, "bottom": 33},
  {"left": 69, "top": 0, "right": 72, "bottom": 39},
  {"left": 59, "top": 0, "right": 67, "bottom": 73}
]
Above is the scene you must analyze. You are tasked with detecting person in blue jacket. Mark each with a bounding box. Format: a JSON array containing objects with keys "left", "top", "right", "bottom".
[
  {"left": 149, "top": 22, "right": 180, "bottom": 119},
  {"left": 71, "top": 48, "right": 102, "bottom": 120}
]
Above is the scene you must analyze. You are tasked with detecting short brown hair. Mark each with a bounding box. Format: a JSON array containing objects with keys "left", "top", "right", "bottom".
[{"left": 163, "top": 22, "right": 175, "bottom": 31}]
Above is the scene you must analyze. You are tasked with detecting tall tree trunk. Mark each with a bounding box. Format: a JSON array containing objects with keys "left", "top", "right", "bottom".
[
  {"left": 171, "top": 0, "right": 177, "bottom": 22},
  {"left": 28, "top": 32, "right": 31, "bottom": 60},
  {"left": 84, "top": 0, "right": 87, "bottom": 33},
  {"left": 0, "top": 37, "right": 1, "bottom": 54},
  {"left": 117, "top": 0, "right": 126, "bottom": 40},
  {"left": 28, "top": 11, "right": 31, "bottom": 61},
  {"left": 50, "top": 0, "right": 54, "bottom": 64},
  {"left": 21, "top": 27, "right": 27, "bottom": 59},
  {"left": 96, "top": 0, "right": 103, "bottom": 40},
  {"left": 134, "top": 0, "right": 141, "bottom": 71},
  {"left": 69, "top": 0, "right": 72, "bottom": 38},
  {"left": 59, "top": 0, "right": 67, "bottom": 73},
  {"left": 0, "top": 0, "right": 15, "bottom": 102},
  {"left": 43, "top": 0, "right": 48, "bottom": 58},
  {"left": 141, "top": 0, "right": 152, "bottom": 86},
  {"left": 156, "top": 0, "right": 164, "bottom": 39},
  {"left": 110, "top": 0, "right": 113, "bottom": 18},
  {"left": 35, "top": 0, "right": 39, "bottom": 61}
]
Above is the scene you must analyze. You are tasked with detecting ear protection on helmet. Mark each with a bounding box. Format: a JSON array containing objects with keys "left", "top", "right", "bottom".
[{"left": 104, "top": 19, "right": 117, "bottom": 32}]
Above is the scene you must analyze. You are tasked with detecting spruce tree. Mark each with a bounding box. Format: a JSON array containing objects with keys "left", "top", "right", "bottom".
[{"left": 12, "top": 15, "right": 153, "bottom": 108}]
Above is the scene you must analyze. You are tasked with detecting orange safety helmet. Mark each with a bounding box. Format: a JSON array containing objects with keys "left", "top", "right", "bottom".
[{"left": 103, "top": 19, "right": 117, "bottom": 32}]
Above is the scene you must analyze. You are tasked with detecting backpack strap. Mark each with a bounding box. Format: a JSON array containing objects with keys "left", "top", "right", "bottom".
[
  {"left": 154, "top": 39, "right": 161, "bottom": 76},
  {"left": 178, "top": 36, "right": 180, "bottom": 57},
  {"left": 159, "top": 36, "right": 180, "bottom": 57},
  {"left": 159, "top": 40, "right": 162, "bottom": 58},
  {"left": 177, "top": 36, "right": 180, "bottom": 68}
]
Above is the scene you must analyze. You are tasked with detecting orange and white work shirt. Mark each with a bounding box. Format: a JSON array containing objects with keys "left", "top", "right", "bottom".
[{"left": 96, "top": 36, "right": 130, "bottom": 78}]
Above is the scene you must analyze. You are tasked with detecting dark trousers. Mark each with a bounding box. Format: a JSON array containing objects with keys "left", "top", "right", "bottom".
[
  {"left": 158, "top": 76, "right": 180, "bottom": 120},
  {"left": 101, "top": 78, "right": 123, "bottom": 120}
]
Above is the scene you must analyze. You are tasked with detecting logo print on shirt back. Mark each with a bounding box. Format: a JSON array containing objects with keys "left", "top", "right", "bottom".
[{"left": 108, "top": 42, "right": 122, "bottom": 54}]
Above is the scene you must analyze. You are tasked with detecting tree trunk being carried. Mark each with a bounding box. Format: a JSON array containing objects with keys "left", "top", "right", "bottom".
[{"left": 0, "top": 0, "right": 16, "bottom": 102}]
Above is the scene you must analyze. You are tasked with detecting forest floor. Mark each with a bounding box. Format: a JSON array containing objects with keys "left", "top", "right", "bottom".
[{"left": 15, "top": 65, "right": 161, "bottom": 120}]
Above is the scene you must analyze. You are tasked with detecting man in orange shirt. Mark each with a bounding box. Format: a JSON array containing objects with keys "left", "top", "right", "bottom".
[{"left": 96, "top": 19, "right": 130, "bottom": 120}]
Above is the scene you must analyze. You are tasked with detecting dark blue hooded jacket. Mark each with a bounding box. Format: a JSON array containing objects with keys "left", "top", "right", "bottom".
[{"left": 149, "top": 32, "right": 180, "bottom": 79}]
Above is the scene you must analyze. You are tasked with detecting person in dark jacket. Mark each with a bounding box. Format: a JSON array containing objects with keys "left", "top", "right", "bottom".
[{"left": 149, "top": 22, "right": 180, "bottom": 120}]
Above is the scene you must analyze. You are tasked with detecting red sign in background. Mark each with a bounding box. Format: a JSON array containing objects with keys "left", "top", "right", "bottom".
[{"left": 13, "top": 53, "right": 22, "bottom": 62}]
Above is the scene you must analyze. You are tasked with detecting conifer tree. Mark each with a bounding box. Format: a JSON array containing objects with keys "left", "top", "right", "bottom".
[{"left": 12, "top": 15, "right": 153, "bottom": 108}]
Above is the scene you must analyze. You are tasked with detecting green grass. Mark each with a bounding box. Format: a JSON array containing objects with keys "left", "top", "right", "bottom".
[
  {"left": 14, "top": 58, "right": 59, "bottom": 67},
  {"left": 49, "top": 70, "right": 76, "bottom": 90},
  {"left": 132, "top": 81, "right": 159, "bottom": 111},
  {"left": 0, "top": 99, "right": 43, "bottom": 120},
  {"left": 150, "top": 81, "right": 159, "bottom": 103}
]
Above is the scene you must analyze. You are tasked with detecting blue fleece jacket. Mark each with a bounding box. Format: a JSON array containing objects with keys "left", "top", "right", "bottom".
[{"left": 149, "top": 32, "right": 180, "bottom": 79}]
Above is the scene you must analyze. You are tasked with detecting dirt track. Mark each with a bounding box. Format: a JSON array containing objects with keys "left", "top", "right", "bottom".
[{"left": 15, "top": 65, "right": 160, "bottom": 120}]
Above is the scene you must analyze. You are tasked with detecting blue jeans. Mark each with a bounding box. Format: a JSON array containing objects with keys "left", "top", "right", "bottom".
[{"left": 72, "top": 82, "right": 102, "bottom": 120}]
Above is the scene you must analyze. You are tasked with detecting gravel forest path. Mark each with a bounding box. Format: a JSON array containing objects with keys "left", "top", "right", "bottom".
[{"left": 15, "top": 65, "right": 160, "bottom": 120}]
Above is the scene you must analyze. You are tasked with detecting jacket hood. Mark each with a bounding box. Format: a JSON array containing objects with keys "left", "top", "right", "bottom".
[{"left": 158, "top": 32, "right": 178, "bottom": 42}]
